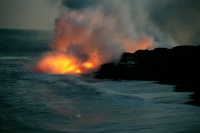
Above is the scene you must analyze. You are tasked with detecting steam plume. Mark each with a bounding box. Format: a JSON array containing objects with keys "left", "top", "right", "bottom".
[
  {"left": 62, "top": 0, "right": 200, "bottom": 45},
  {"left": 34, "top": 0, "right": 200, "bottom": 74}
]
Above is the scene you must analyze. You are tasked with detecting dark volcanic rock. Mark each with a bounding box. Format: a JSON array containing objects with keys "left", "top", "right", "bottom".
[{"left": 95, "top": 45, "right": 200, "bottom": 106}]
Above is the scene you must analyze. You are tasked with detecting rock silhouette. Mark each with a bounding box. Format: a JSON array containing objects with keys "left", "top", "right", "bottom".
[{"left": 95, "top": 45, "right": 200, "bottom": 106}]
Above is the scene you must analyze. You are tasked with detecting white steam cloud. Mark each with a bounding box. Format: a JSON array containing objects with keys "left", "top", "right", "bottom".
[
  {"left": 34, "top": 0, "right": 200, "bottom": 74},
  {"left": 61, "top": 0, "right": 178, "bottom": 47},
  {"left": 51, "top": 0, "right": 170, "bottom": 63}
]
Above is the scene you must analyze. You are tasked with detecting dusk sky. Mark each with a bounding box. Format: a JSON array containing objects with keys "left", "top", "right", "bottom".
[{"left": 0, "top": 0, "right": 60, "bottom": 30}]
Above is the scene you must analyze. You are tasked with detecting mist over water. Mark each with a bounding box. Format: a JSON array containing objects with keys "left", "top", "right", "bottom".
[{"left": 1, "top": 29, "right": 200, "bottom": 132}]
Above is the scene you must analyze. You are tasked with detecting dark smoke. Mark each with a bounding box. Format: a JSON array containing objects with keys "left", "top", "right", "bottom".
[{"left": 62, "top": 0, "right": 99, "bottom": 9}]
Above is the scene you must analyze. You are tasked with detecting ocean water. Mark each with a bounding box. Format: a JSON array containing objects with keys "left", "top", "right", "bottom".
[{"left": 0, "top": 29, "right": 200, "bottom": 133}]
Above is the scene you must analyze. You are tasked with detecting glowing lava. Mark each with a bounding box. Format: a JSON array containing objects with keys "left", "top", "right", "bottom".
[{"left": 35, "top": 52, "right": 96, "bottom": 74}]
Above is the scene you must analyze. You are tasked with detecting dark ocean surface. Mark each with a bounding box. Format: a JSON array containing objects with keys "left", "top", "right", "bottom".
[{"left": 0, "top": 29, "right": 200, "bottom": 133}]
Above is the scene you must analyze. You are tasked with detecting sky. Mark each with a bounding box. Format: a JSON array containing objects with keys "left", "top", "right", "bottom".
[
  {"left": 0, "top": 0, "right": 60, "bottom": 30},
  {"left": 0, "top": 0, "right": 199, "bottom": 45}
]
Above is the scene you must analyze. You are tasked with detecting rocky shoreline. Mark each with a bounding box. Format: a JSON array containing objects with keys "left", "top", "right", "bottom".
[{"left": 94, "top": 45, "right": 200, "bottom": 106}]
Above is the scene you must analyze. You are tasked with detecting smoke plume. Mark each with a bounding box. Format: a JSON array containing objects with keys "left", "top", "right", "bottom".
[
  {"left": 62, "top": 0, "right": 200, "bottom": 45},
  {"left": 34, "top": 0, "right": 200, "bottom": 74}
]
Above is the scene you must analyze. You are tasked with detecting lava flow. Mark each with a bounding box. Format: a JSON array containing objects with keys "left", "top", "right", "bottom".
[{"left": 35, "top": 52, "right": 98, "bottom": 74}]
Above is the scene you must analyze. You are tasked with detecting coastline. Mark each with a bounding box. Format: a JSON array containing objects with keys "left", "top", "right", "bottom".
[{"left": 94, "top": 45, "right": 200, "bottom": 106}]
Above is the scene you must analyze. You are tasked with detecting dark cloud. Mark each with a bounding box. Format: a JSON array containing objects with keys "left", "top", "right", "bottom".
[{"left": 61, "top": 0, "right": 99, "bottom": 9}]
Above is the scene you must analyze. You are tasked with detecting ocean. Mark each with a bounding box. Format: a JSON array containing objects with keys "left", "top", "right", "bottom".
[{"left": 0, "top": 29, "right": 200, "bottom": 133}]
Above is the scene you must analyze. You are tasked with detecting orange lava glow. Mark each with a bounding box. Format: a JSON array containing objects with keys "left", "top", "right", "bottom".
[
  {"left": 83, "top": 62, "right": 93, "bottom": 69},
  {"left": 35, "top": 52, "right": 97, "bottom": 74}
]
